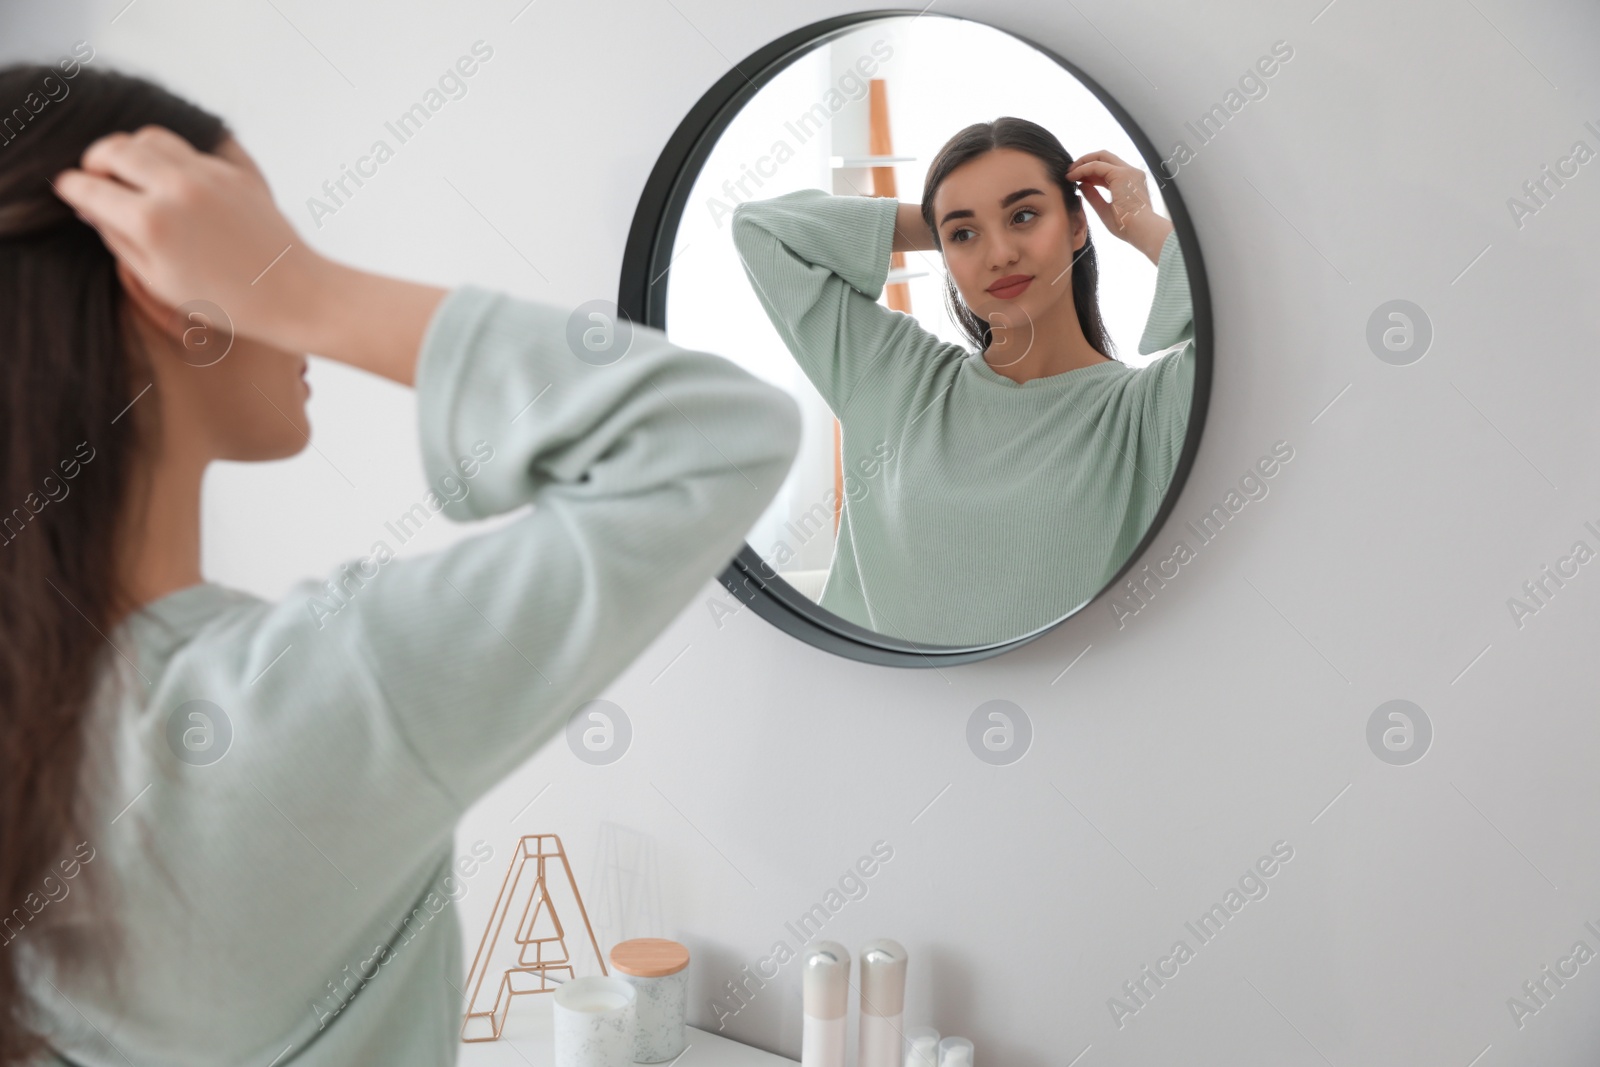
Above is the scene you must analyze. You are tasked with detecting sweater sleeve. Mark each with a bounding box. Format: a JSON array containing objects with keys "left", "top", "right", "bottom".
[
  {"left": 1136, "top": 230, "right": 1198, "bottom": 494},
  {"left": 1139, "top": 229, "right": 1195, "bottom": 357},
  {"left": 231, "top": 286, "right": 802, "bottom": 812},
  {"left": 730, "top": 189, "right": 932, "bottom": 417}
]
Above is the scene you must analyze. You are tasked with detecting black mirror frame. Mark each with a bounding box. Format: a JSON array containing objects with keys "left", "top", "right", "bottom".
[{"left": 618, "top": 8, "right": 1212, "bottom": 668}]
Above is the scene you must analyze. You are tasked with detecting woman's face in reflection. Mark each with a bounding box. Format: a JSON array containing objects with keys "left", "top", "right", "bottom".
[{"left": 931, "top": 147, "right": 1088, "bottom": 332}]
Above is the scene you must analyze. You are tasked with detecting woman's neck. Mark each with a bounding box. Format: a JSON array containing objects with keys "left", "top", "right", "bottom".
[
  {"left": 115, "top": 443, "right": 207, "bottom": 620},
  {"left": 981, "top": 305, "right": 1109, "bottom": 383}
]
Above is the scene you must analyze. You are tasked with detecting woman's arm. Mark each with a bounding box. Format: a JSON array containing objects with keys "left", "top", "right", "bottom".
[
  {"left": 1139, "top": 230, "right": 1195, "bottom": 357},
  {"left": 730, "top": 189, "right": 950, "bottom": 416},
  {"left": 57, "top": 125, "right": 805, "bottom": 825},
  {"left": 1137, "top": 229, "right": 1197, "bottom": 495},
  {"left": 891, "top": 201, "right": 936, "bottom": 253},
  {"left": 1059, "top": 149, "right": 1193, "bottom": 482},
  {"left": 220, "top": 287, "right": 804, "bottom": 811}
]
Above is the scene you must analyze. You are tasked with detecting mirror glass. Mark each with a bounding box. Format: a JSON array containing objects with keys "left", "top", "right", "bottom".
[{"left": 661, "top": 14, "right": 1200, "bottom": 651}]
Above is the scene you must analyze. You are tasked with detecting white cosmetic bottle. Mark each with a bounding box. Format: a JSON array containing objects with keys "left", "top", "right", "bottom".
[
  {"left": 801, "top": 941, "right": 850, "bottom": 1067},
  {"left": 904, "top": 1025, "right": 939, "bottom": 1067},
  {"left": 938, "top": 1036, "right": 974, "bottom": 1067},
  {"left": 857, "top": 939, "right": 908, "bottom": 1067}
]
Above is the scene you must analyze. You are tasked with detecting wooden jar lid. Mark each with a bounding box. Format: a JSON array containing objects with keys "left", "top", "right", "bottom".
[{"left": 610, "top": 937, "right": 690, "bottom": 977}]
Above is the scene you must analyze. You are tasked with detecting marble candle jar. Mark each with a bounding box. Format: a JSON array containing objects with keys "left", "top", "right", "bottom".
[
  {"left": 608, "top": 938, "right": 690, "bottom": 1063},
  {"left": 553, "top": 976, "right": 637, "bottom": 1067}
]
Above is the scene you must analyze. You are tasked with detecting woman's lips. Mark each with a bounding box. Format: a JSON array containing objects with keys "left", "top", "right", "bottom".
[{"left": 987, "top": 275, "right": 1033, "bottom": 299}]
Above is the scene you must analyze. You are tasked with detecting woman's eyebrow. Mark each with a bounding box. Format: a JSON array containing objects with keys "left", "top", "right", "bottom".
[{"left": 939, "top": 187, "right": 1046, "bottom": 227}]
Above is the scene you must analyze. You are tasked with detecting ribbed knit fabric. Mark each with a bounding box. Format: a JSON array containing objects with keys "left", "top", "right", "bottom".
[
  {"left": 730, "top": 189, "right": 1196, "bottom": 647},
  {"left": 21, "top": 287, "right": 801, "bottom": 1067}
]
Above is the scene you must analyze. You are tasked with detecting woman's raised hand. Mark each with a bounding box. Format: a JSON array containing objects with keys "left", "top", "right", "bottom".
[
  {"left": 53, "top": 125, "right": 446, "bottom": 385},
  {"left": 1065, "top": 150, "right": 1174, "bottom": 265},
  {"left": 53, "top": 125, "right": 330, "bottom": 353}
]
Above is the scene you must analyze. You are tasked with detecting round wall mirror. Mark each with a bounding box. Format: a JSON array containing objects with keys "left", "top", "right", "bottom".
[{"left": 620, "top": 10, "right": 1211, "bottom": 667}]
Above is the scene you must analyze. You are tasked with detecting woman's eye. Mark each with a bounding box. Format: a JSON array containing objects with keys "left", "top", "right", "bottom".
[
  {"left": 950, "top": 227, "right": 973, "bottom": 243},
  {"left": 1013, "top": 207, "right": 1037, "bottom": 224}
]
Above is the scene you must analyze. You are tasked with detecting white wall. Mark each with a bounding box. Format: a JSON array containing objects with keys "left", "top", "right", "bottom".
[{"left": 14, "top": 1, "right": 1600, "bottom": 1064}]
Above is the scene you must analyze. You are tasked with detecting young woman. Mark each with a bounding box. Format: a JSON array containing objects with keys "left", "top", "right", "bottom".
[
  {"left": 0, "top": 65, "right": 799, "bottom": 1066},
  {"left": 731, "top": 117, "right": 1196, "bottom": 648}
]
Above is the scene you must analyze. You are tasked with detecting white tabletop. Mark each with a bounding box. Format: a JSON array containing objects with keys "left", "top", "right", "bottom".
[{"left": 456, "top": 990, "right": 799, "bottom": 1067}]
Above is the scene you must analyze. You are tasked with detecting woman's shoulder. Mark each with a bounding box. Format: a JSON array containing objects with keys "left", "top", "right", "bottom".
[
  {"left": 1126, "top": 340, "right": 1195, "bottom": 386},
  {"left": 115, "top": 582, "right": 261, "bottom": 662},
  {"left": 1113, "top": 341, "right": 1196, "bottom": 432}
]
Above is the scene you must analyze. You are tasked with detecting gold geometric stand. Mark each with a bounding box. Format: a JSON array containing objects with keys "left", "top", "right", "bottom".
[{"left": 460, "top": 833, "right": 608, "bottom": 1042}]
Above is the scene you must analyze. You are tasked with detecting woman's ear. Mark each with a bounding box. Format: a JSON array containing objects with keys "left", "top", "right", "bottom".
[
  {"left": 1071, "top": 206, "right": 1089, "bottom": 252},
  {"left": 114, "top": 261, "right": 197, "bottom": 404},
  {"left": 116, "top": 259, "right": 181, "bottom": 343}
]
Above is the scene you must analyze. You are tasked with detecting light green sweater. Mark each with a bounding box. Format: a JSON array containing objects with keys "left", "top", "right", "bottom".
[
  {"left": 23, "top": 288, "right": 801, "bottom": 1066},
  {"left": 730, "top": 190, "right": 1196, "bottom": 647}
]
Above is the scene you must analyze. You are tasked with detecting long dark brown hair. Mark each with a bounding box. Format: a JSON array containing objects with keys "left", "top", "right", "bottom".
[
  {"left": 0, "top": 61, "right": 226, "bottom": 1064},
  {"left": 920, "top": 116, "right": 1116, "bottom": 360}
]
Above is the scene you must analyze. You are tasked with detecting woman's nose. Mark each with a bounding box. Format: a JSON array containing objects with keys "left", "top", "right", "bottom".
[{"left": 988, "top": 241, "right": 1020, "bottom": 270}]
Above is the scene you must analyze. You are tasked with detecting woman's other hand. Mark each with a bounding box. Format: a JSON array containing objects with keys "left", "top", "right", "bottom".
[
  {"left": 1066, "top": 150, "right": 1174, "bottom": 264},
  {"left": 53, "top": 125, "right": 331, "bottom": 353},
  {"left": 54, "top": 126, "right": 445, "bottom": 385}
]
